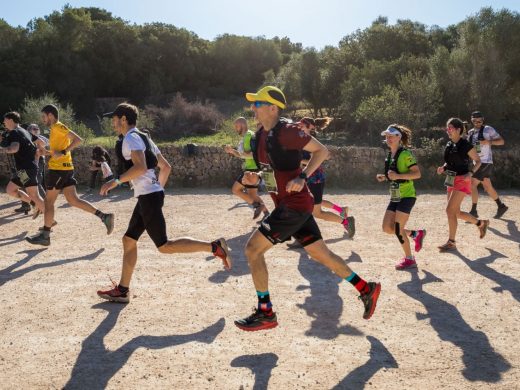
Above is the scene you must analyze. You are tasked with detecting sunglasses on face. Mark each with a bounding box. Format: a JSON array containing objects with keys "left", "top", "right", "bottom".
[{"left": 252, "top": 101, "right": 272, "bottom": 108}]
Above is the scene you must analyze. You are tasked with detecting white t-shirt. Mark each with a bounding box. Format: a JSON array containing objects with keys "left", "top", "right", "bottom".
[
  {"left": 122, "top": 128, "right": 163, "bottom": 197},
  {"left": 467, "top": 125, "right": 501, "bottom": 164}
]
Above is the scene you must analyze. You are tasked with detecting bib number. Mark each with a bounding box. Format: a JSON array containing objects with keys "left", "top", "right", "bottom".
[
  {"left": 444, "top": 170, "right": 456, "bottom": 187},
  {"left": 261, "top": 165, "right": 278, "bottom": 193},
  {"left": 390, "top": 182, "right": 401, "bottom": 202},
  {"left": 17, "top": 169, "right": 30, "bottom": 185}
]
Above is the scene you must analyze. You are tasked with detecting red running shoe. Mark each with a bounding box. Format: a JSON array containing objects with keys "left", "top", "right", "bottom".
[
  {"left": 234, "top": 308, "right": 278, "bottom": 331},
  {"left": 359, "top": 282, "right": 381, "bottom": 320},
  {"left": 97, "top": 281, "right": 129, "bottom": 303},
  {"left": 212, "top": 238, "right": 232, "bottom": 270},
  {"left": 414, "top": 229, "right": 426, "bottom": 252}
]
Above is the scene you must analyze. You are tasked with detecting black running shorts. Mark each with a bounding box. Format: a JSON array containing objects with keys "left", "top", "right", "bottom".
[
  {"left": 258, "top": 205, "right": 322, "bottom": 247},
  {"left": 46, "top": 170, "right": 77, "bottom": 190},
  {"left": 386, "top": 197, "right": 416, "bottom": 215},
  {"left": 472, "top": 163, "right": 493, "bottom": 181},
  {"left": 125, "top": 190, "right": 168, "bottom": 248},
  {"left": 11, "top": 167, "right": 38, "bottom": 188},
  {"left": 307, "top": 182, "right": 324, "bottom": 205}
]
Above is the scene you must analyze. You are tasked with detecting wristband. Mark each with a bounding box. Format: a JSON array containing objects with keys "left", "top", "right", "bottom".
[{"left": 115, "top": 178, "right": 122, "bottom": 186}]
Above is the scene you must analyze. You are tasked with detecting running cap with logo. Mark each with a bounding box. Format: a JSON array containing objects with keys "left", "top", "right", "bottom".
[
  {"left": 471, "top": 111, "right": 484, "bottom": 119},
  {"left": 246, "top": 86, "right": 287, "bottom": 109},
  {"left": 381, "top": 126, "right": 402, "bottom": 137}
]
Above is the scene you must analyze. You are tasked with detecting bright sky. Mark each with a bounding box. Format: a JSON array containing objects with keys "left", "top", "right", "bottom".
[{"left": 4, "top": 0, "right": 520, "bottom": 48}]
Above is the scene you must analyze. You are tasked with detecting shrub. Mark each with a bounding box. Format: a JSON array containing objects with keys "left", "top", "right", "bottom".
[
  {"left": 145, "top": 93, "right": 224, "bottom": 140},
  {"left": 20, "top": 93, "right": 94, "bottom": 141}
]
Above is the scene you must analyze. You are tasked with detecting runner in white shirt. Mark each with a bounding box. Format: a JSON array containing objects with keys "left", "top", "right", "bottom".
[
  {"left": 97, "top": 103, "right": 232, "bottom": 303},
  {"left": 467, "top": 111, "right": 508, "bottom": 219}
]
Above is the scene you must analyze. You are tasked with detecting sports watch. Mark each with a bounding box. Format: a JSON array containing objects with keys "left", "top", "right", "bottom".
[{"left": 298, "top": 172, "right": 308, "bottom": 181}]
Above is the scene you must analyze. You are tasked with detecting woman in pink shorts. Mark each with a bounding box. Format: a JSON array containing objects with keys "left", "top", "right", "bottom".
[{"left": 436, "top": 118, "right": 489, "bottom": 252}]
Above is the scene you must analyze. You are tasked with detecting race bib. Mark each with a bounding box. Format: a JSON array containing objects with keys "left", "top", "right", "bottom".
[
  {"left": 444, "top": 170, "right": 456, "bottom": 187},
  {"left": 390, "top": 182, "right": 401, "bottom": 202},
  {"left": 260, "top": 165, "right": 278, "bottom": 193},
  {"left": 17, "top": 169, "right": 30, "bottom": 185}
]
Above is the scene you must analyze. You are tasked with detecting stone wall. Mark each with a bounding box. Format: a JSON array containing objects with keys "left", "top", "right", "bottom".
[{"left": 1, "top": 145, "right": 519, "bottom": 189}]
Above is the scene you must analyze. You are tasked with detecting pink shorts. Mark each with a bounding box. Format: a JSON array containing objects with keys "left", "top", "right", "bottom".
[{"left": 447, "top": 175, "right": 471, "bottom": 195}]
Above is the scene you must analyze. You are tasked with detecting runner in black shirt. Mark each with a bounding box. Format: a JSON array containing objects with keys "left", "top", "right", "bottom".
[
  {"left": 436, "top": 118, "right": 489, "bottom": 252},
  {"left": 0, "top": 112, "right": 45, "bottom": 218}
]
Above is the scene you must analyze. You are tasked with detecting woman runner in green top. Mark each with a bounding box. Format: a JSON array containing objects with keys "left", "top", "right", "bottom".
[
  {"left": 224, "top": 117, "right": 268, "bottom": 219},
  {"left": 376, "top": 124, "right": 426, "bottom": 270}
]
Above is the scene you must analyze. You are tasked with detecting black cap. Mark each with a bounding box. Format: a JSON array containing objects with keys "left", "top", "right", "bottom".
[
  {"left": 471, "top": 111, "right": 484, "bottom": 118},
  {"left": 103, "top": 103, "right": 138, "bottom": 125}
]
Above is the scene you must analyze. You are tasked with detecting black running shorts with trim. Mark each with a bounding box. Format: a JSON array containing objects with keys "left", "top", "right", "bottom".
[
  {"left": 386, "top": 197, "right": 416, "bottom": 215},
  {"left": 472, "top": 163, "right": 493, "bottom": 181},
  {"left": 11, "top": 167, "right": 38, "bottom": 188},
  {"left": 125, "top": 190, "right": 168, "bottom": 248},
  {"left": 236, "top": 169, "right": 260, "bottom": 189},
  {"left": 258, "top": 205, "right": 322, "bottom": 247},
  {"left": 46, "top": 169, "right": 77, "bottom": 190}
]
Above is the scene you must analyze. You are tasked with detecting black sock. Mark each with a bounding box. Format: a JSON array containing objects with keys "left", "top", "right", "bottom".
[
  {"left": 470, "top": 203, "right": 477, "bottom": 212},
  {"left": 118, "top": 284, "right": 129, "bottom": 293},
  {"left": 495, "top": 198, "right": 504, "bottom": 207},
  {"left": 477, "top": 220, "right": 482, "bottom": 227},
  {"left": 95, "top": 210, "right": 105, "bottom": 219}
]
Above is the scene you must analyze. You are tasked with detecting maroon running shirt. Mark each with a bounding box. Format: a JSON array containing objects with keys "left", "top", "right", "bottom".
[{"left": 257, "top": 122, "right": 314, "bottom": 213}]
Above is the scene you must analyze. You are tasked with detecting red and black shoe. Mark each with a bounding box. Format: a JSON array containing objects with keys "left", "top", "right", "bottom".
[
  {"left": 212, "top": 238, "right": 232, "bottom": 270},
  {"left": 97, "top": 281, "right": 129, "bottom": 303},
  {"left": 359, "top": 282, "right": 381, "bottom": 320},
  {"left": 234, "top": 308, "right": 278, "bottom": 331}
]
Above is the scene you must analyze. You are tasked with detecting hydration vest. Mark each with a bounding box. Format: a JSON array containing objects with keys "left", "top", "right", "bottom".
[
  {"left": 252, "top": 118, "right": 302, "bottom": 171},
  {"left": 384, "top": 147, "right": 410, "bottom": 183},
  {"left": 116, "top": 130, "right": 158, "bottom": 171}
]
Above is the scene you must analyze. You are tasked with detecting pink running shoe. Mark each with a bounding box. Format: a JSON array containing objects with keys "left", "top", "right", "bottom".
[
  {"left": 413, "top": 229, "right": 426, "bottom": 252},
  {"left": 395, "top": 257, "right": 417, "bottom": 270}
]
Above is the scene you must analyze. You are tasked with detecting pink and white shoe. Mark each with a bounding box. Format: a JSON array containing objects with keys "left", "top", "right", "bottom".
[
  {"left": 395, "top": 257, "right": 417, "bottom": 270},
  {"left": 413, "top": 229, "right": 426, "bottom": 252}
]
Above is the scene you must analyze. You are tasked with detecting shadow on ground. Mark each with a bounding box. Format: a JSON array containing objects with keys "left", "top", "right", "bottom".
[
  {"left": 332, "top": 336, "right": 398, "bottom": 389},
  {"left": 0, "top": 248, "right": 103, "bottom": 287},
  {"left": 296, "top": 251, "right": 363, "bottom": 340},
  {"left": 64, "top": 303, "right": 225, "bottom": 389},
  {"left": 398, "top": 270, "right": 511, "bottom": 383},
  {"left": 231, "top": 353, "right": 278, "bottom": 390}
]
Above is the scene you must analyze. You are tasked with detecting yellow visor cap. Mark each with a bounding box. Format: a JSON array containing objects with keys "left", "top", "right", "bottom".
[{"left": 246, "top": 86, "right": 287, "bottom": 109}]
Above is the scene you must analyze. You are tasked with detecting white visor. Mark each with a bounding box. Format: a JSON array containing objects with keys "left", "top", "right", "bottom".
[{"left": 381, "top": 126, "right": 402, "bottom": 137}]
